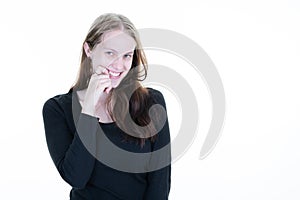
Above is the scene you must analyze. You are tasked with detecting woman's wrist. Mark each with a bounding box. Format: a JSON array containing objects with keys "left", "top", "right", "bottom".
[{"left": 81, "top": 102, "right": 96, "bottom": 117}]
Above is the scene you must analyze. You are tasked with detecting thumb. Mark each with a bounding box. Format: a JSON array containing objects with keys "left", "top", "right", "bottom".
[
  {"left": 105, "top": 86, "right": 113, "bottom": 94},
  {"left": 102, "top": 68, "right": 109, "bottom": 75}
]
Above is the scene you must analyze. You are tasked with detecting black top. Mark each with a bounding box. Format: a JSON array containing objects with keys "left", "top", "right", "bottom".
[{"left": 42, "top": 88, "right": 171, "bottom": 200}]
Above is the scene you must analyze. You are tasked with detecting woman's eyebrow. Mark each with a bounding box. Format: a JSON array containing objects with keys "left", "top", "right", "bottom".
[
  {"left": 124, "top": 51, "right": 134, "bottom": 54},
  {"left": 103, "top": 47, "right": 134, "bottom": 54},
  {"left": 103, "top": 47, "right": 118, "bottom": 53}
]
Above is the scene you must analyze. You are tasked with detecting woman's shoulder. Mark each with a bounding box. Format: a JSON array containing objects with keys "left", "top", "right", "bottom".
[
  {"left": 146, "top": 87, "right": 167, "bottom": 107},
  {"left": 43, "top": 88, "right": 73, "bottom": 113}
]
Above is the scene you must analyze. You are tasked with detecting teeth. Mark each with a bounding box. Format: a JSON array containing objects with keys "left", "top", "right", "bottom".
[{"left": 109, "top": 70, "right": 121, "bottom": 77}]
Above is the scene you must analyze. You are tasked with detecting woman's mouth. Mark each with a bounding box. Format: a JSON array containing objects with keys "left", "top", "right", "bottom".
[{"left": 108, "top": 69, "right": 122, "bottom": 79}]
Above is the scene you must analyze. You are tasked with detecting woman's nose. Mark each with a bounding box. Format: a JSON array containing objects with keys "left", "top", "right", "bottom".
[{"left": 111, "top": 56, "right": 124, "bottom": 70}]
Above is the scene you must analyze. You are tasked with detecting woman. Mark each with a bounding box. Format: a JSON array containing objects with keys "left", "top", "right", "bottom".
[{"left": 42, "top": 13, "right": 171, "bottom": 200}]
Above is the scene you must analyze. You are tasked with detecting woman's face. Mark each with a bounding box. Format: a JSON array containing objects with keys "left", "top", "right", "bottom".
[{"left": 85, "top": 30, "right": 136, "bottom": 88}]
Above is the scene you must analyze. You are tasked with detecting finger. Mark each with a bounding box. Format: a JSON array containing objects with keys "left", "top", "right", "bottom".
[
  {"left": 91, "top": 74, "right": 109, "bottom": 80},
  {"left": 94, "top": 65, "right": 106, "bottom": 75},
  {"left": 105, "top": 86, "right": 113, "bottom": 94},
  {"left": 96, "top": 80, "right": 111, "bottom": 90},
  {"left": 98, "top": 79, "right": 111, "bottom": 86},
  {"left": 97, "top": 74, "right": 110, "bottom": 79},
  {"left": 100, "top": 79, "right": 112, "bottom": 93},
  {"left": 102, "top": 68, "right": 109, "bottom": 75}
]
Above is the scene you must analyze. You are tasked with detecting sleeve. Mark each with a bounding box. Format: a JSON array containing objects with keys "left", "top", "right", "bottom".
[
  {"left": 143, "top": 90, "right": 171, "bottom": 200},
  {"left": 42, "top": 98, "right": 98, "bottom": 189}
]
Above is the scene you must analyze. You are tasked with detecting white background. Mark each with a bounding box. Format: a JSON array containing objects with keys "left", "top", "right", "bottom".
[{"left": 0, "top": 0, "right": 300, "bottom": 199}]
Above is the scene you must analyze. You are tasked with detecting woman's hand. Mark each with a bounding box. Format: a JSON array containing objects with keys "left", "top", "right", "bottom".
[{"left": 81, "top": 66, "right": 112, "bottom": 117}]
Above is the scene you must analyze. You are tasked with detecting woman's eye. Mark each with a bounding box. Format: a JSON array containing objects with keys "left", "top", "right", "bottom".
[
  {"left": 124, "top": 54, "right": 132, "bottom": 59},
  {"left": 106, "top": 52, "right": 114, "bottom": 56}
]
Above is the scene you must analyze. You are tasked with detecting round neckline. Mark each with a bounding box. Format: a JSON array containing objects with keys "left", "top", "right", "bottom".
[{"left": 98, "top": 120, "right": 116, "bottom": 125}]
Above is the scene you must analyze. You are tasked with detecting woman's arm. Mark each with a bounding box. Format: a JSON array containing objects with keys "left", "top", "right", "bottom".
[
  {"left": 42, "top": 97, "right": 98, "bottom": 189},
  {"left": 143, "top": 89, "right": 171, "bottom": 200}
]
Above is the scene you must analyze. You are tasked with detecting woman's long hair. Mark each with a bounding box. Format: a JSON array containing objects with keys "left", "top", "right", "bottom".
[{"left": 72, "top": 13, "right": 158, "bottom": 147}]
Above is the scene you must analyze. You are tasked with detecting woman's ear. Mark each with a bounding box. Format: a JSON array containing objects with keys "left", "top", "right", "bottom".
[{"left": 83, "top": 42, "right": 92, "bottom": 58}]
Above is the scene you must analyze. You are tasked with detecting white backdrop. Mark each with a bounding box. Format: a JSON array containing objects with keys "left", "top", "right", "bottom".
[{"left": 0, "top": 0, "right": 300, "bottom": 199}]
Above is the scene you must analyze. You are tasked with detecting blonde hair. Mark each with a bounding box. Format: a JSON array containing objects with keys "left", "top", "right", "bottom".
[
  {"left": 72, "top": 13, "right": 157, "bottom": 146},
  {"left": 73, "top": 13, "right": 147, "bottom": 90}
]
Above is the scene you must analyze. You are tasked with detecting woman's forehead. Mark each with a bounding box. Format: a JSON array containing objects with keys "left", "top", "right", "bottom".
[{"left": 99, "top": 30, "right": 136, "bottom": 52}]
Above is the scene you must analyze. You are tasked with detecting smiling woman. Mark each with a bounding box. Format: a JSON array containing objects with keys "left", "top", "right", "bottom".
[
  {"left": 42, "top": 13, "right": 171, "bottom": 200},
  {"left": 83, "top": 29, "right": 136, "bottom": 89}
]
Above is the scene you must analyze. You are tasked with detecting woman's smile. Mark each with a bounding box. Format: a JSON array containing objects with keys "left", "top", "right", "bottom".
[{"left": 108, "top": 69, "right": 123, "bottom": 79}]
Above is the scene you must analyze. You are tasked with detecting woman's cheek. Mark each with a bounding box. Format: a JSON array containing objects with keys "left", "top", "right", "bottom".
[{"left": 91, "top": 55, "right": 110, "bottom": 70}]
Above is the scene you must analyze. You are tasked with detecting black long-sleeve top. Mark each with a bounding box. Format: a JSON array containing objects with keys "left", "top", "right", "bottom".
[{"left": 42, "top": 88, "right": 171, "bottom": 200}]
